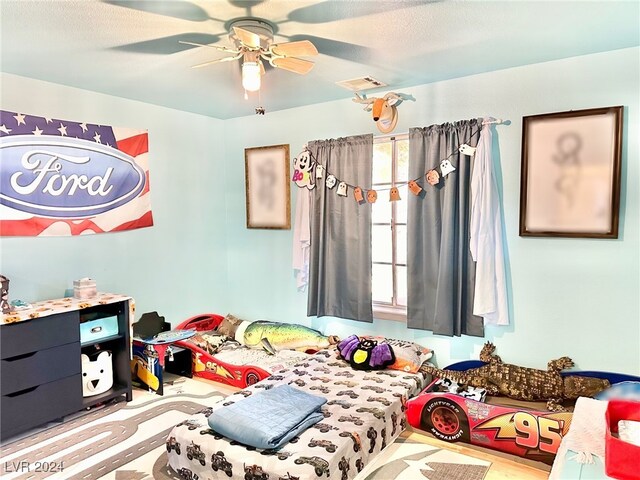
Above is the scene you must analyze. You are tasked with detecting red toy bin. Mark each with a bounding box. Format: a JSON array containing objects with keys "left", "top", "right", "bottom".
[{"left": 604, "top": 399, "right": 640, "bottom": 480}]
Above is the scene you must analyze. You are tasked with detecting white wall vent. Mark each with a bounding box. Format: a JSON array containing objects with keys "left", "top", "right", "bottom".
[{"left": 335, "top": 76, "right": 387, "bottom": 92}]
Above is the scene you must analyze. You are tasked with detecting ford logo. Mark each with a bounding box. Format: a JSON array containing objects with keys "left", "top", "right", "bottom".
[{"left": 0, "top": 135, "right": 146, "bottom": 218}]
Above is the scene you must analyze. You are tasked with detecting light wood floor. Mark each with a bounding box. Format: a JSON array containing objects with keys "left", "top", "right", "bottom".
[{"left": 402, "top": 429, "right": 551, "bottom": 480}]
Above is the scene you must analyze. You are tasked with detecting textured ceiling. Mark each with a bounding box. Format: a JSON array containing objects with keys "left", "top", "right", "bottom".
[{"left": 1, "top": 0, "right": 638, "bottom": 119}]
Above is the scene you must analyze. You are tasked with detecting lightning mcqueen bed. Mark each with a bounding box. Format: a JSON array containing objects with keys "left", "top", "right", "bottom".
[
  {"left": 174, "top": 314, "right": 309, "bottom": 389},
  {"left": 166, "top": 349, "right": 431, "bottom": 480},
  {"left": 406, "top": 360, "right": 640, "bottom": 465}
]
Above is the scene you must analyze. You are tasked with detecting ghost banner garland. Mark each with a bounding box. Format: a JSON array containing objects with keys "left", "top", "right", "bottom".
[{"left": 291, "top": 127, "right": 480, "bottom": 204}]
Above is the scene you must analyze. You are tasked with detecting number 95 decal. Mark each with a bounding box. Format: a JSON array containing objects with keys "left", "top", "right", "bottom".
[{"left": 476, "top": 411, "right": 572, "bottom": 454}]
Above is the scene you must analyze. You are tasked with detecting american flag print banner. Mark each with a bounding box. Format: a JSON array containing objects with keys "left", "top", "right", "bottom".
[{"left": 0, "top": 110, "right": 153, "bottom": 236}]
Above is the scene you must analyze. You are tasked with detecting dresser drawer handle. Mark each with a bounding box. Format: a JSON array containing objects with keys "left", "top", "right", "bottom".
[
  {"left": 4, "top": 351, "right": 37, "bottom": 362},
  {"left": 91, "top": 326, "right": 103, "bottom": 334},
  {"left": 6, "top": 385, "right": 39, "bottom": 397}
]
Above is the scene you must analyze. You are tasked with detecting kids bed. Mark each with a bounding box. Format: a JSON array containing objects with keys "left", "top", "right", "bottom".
[
  {"left": 173, "top": 314, "right": 310, "bottom": 389},
  {"left": 406, "top": 360, "right": 640, "bottom": 466},
  {"left": 166, "top": 348, "right": 432, "bottom": 480}
]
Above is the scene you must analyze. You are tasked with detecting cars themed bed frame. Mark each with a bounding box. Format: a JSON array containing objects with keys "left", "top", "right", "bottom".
[
  {"left": 406, "top": 360, "right": 640, "bottom": 465},
  {"left": 174, "top": 314, "right": 272, "bottom": 389}
]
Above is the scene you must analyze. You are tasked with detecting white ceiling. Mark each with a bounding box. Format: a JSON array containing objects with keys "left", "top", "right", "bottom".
[{"left": 1, "top": 1, "right": 638, "bottom": 119}]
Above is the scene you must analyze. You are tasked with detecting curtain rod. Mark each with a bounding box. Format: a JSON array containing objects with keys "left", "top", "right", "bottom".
[{"left": 303, "top": 118, "right": 507, "bottom": 149}]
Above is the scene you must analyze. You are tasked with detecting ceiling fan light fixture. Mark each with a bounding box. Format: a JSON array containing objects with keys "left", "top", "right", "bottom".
[{"left": 242, "top": 61, "right": 261, "bottom": 92}]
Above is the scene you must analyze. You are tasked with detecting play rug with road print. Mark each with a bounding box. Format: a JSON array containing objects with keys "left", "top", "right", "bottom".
[
  {"left": 0, "top": 377, "right": 226, "bottom": 480},
  {"left": 1, "top": 376, "right": 491, "bottom": 480}
]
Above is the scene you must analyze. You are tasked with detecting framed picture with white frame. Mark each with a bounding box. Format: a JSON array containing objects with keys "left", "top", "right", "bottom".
[
  {"left": 244, "top": 144, "right": 291, "bottom": 230},
  {"left": 520, "top": 106, "right": 623, "bottom": 238}
]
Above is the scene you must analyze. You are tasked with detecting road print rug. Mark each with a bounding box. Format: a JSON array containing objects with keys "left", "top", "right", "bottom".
[
  {"left": 1, "top": 377, "right": 490, "bottom": 480},
  {"left": 0, "top": 377, "right": 226, "bottom": 480}
]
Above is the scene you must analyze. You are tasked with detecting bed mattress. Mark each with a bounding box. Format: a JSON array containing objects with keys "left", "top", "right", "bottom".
[
  {"left": 213, "top": 343, "right": 309, "bottom": 372},
  {"left": 166, "top": 349, "right": 430, "bottom": 480}
]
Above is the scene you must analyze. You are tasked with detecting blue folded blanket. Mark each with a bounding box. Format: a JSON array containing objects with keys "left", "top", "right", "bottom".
[{"left": 208, "top": 385, "right": 326, "bottom": 450}]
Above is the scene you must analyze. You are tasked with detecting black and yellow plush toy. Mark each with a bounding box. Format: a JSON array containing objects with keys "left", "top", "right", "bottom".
[{"left": 337, "top": 335, "right": 395, "bottom": 371}]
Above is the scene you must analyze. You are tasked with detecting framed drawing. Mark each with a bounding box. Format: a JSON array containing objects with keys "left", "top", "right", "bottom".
[
  {"left": 520, "top": 106, "right": 623, "bottom": 238},
  {"left": 245, "top": 144, "right": 291, "bottom": 229}
]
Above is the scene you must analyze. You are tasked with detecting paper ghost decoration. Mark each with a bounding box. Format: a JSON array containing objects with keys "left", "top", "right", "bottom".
[
  {"left": 440, "top": 159, "right": 456, "bottom": 176},
  {"left": 337, "top": 182, "right": 348, "bottom": 197},
  {"left": 426, "top": 169, "right": 440, "bottom": 186},
  {"left": 354, "top": 187, "right": 364, "bottom": 203},
  {"left": 408, "top": 180, "right": 423, "bottom": 196},
  {"left": 326, "top": 174, "right": 337, "bottom": 189},
  {"left": 81, "top": 351, "right": 113, "bottom": 397},
  {"left": 315, "top": 164, "right": 325, "bottom": 179},
  {"left": 292, "top": 150, "right": 315, "bottom": 190},
  {"left": 389, "top": 187, "right": 401, "bottom": 201},
  {"left": 367, "top": 189, "right": 378, "bottom": 204},
  {"left": 459, "top": 144, "right": 477, "bottom": 156}
]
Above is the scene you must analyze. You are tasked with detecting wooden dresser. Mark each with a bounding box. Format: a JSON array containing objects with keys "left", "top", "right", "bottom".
[{"left": 0, "top": 293, "right": 133, "bottom": 440}]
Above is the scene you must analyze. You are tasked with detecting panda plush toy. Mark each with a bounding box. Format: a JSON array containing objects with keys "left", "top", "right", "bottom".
[{"left": 81, "top": 350, "right": 113, "bottom": 397}]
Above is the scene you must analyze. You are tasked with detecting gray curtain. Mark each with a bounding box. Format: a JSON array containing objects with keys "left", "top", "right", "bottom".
[
  {"left": 407, "top": 120, "right": 484, "bottom": 337},
  {"left": 307, "top": 134, "right": 373, "bottom": 322}
]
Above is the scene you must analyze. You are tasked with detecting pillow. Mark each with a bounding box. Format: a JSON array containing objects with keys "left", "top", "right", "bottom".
[
  {"left": 364, "top": 336, "right": 433, "bottom": 373},
  {"left": 189, "top": 332, "right": 229, "bottom": 355},
  {"left": 595, "top": 381, "right": 640, "bottom": 401},
  {"left": 217, "top": 314, "right": 244, "bottom": 337}
]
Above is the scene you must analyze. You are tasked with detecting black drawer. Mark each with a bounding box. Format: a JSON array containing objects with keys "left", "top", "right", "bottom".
[
  {"left": 1, "top": 375, "right": 82, "bottom": 440},
  {"left": 1, "top": 342, "right": 81, "bottom": 395},
  {"left": 0, "top": 311, "right": 79, "bottom": 359}
]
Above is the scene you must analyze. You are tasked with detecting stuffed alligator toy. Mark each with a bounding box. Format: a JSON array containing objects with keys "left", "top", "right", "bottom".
[{"left": 421, "top": 342, "right": 610, "bottom": 411}]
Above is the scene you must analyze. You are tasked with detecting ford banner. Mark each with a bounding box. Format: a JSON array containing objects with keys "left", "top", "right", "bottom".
[{"left": 0, "top": 110, "right": 153, "bottom": 236}]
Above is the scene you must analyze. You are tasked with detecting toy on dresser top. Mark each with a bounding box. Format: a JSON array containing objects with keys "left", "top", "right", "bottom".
[{"left": 421, "top": 342, "right": 610, "bottom": 411}]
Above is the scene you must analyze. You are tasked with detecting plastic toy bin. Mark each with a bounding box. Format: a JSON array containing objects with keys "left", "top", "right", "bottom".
[{"left": 80, "top": 316, "right": 118, "bottom": 344}]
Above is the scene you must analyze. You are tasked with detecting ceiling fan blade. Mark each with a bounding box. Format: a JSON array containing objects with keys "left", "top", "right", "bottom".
[
  {"left": 271, "top": 40, "right": 318, "bottom": 58},
  {"left": 287, "top": 1, "right": 426, "bottom": 24},
  {"left": 288, "top": 35, "right": 374, "bottom": 63},
  {"left": 191, "top": 55, "right": 242, "bottom": 69},
  {"left": 233, "top": 26, "right": 262, "bottom": 49},
  {"left": 271, "top": 57, "right": 315, "bottom": 75},
  {"left": 178, "top": 41, "right": 239, "bottom": 54},
  {"left": 104, "top": 0, "right": 210, "bottom": 22},
  {"left": 227, "top": 0, "right": 265, "bottom": 7},
  {"left": 113, "top": 33, "right": 221, "bottom": 54}
]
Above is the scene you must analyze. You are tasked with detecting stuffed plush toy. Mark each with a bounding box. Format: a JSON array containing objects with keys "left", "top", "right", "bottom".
[
  {"left": 81, "top": 351, "right": 113, "bottom": 397},
  {"left": 337, "top": 335, "right": 395, "bottom": 370},
  {"left": 240, "top": 320, "right": 339, "bottom": 354},
  {"left": 422, "top": 342, "right": 611, "bottom": 411}
]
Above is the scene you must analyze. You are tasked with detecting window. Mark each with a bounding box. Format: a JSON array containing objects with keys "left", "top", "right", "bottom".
[{"left": 372, "top": 135, "right": 409, "bottom": 321}]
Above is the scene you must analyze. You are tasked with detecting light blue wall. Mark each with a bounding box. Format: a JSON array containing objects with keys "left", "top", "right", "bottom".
[
  {"left": 223, "top": 47, "right": 640, "bottom": 375},
  {"left": 1, "top": 47, "right": 638, "bottom": 375},
  {"left": 0, "top": 74, "right": 230, "bottom": 322}
]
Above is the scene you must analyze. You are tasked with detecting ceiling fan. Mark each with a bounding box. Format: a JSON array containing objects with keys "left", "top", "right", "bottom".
[{"left": 178, "top": 19, "right": 318, "bottom": 93}]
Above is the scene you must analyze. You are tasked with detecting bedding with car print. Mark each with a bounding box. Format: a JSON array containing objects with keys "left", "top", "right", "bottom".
[{"left": 166, "top": 348, "right": 431, "bottom": 479}]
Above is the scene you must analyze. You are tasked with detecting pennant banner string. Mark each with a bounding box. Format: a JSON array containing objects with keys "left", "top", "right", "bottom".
[{"left": 301, "top": 126, "right": 481, "bottom": 194}]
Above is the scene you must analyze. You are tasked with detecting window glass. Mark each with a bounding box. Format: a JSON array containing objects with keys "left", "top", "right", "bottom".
[
  {"left": 396, "top": 266, "right": 407, "bottom": 307},
  {"left": 396, "top": 225, "right": 407, "bottom": 265},
  {"left": 372, "top": 263, "right": 393, "bottom": 304},
  {"left": 372, "top": 199, "right": 391, "bottom": 224},
  {"left": 371, "top": 135, "right": 409, "bottom": 318},
  {"left": 396, "top": 139, "right": 409, "bottom": 182},
  {"left": 372, "top": 225, "right": 392, "bottom": 263},
  {"left": 373, "top": 143, "right": 392, "bottom": 184}
]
